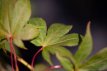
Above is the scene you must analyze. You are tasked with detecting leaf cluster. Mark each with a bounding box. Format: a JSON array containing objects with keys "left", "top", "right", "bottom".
[{"left": 0, "top": 0, "right": 107, "bottom": 71}]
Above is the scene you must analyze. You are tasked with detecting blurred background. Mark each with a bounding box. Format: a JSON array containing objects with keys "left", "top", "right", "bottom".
[
  {"left": 0, "top": 0, "right": 107, "bottom": 71},
  {"left": 30, "top": 0, "right": 107, "bottom": 54}
]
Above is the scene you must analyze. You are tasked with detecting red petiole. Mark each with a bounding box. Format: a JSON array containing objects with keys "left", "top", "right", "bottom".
[
  {"left": 31, "top": 47, "right": 43, "bottom": 68},
  {"left": 7, "top": 34, "right": 18, "bottom": 71}
]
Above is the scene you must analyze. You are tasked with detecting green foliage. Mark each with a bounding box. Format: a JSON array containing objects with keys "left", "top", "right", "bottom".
[
  {"left": 80, "top": 47, "right": 107, "bottom": 71},
  {"left": 0, "top": 0, "right": 107, "bottom": 71},
  {"left": 0, "top": 0, "right": 39, "bottom": 50},
  {"left": 74, "top": 22, "right": 93, "bottom": 65},
  {"left": 31, "top": 20, "right": 79, "bottom": 70}
]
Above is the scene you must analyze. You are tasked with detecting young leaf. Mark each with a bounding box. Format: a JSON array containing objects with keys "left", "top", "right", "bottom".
[
  {"left": 42, "top": 47, "right": 53, "bottom": 65},
  {"left": 42, "top": 45, "right": 75, "bottom": 70},
  {"left": 43, "top": 23, "right": 72, "bottom": 47},
  {"left": 19, "top": 24, "right": 39, "bottom": 40},
  {"left": 56, "top": 33, "right": 79, "bottom": 46},
  {"left": 0, "top": 0, "right": 40, "bottom": 50},
  {"left": 56, "top": 53, "right": 73, "bottom": 71},
  {"left": 0, "top": 0, "right": 11, "bottom": 33},
  {"left": 30, "top": 18, "right": 47, "bottom": 46},
  {"left": 13, "top": 38, "right": 27, "bottom": 49},
  {"left": 80, "top": 47, "right": 107, "bottom": 71},
  {"left": 31, "top": 22, "right": 80, "bottom": 47},
  {"left": 10, "top": 0, "right": 31, "bottom": 34},
  {"left": 74, "top": 21, "right": 93, "bottom": 65}
]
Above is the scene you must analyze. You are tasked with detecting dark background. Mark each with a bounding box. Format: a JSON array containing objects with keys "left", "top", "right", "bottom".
[{"left": 30, "top": 0, "right": 107, "bottom": 56}]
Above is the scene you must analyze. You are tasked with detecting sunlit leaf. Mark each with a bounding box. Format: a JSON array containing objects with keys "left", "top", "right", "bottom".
[
  {"left": 80, "top": 47, "right": 107, "bottom": 71},
  {"left": 11, "top": 0, "right": 31, "bottom": 34},
  {"left": 56, "top": 33, "right": 79, "bottom": 46},
  {"left": 30, "top": 18, "right": 47, "bottom": 46},
  {"left": 13, "top": 38, "right": 27, "bottom": 49},
  {"left": 43, "top": 23, "right": 72, "bottom": 47},
  {"left": 0, "top": 0, "right": 32, "bottom": 50},
  {"left": 19, "top": 24, "right": 39, "bottom": 40},
  {"left": 0, "top": 0, "right": 11, "bottom": 33},
  {"left": 74, "top": 22, "right": 93, "bottom": 65}
]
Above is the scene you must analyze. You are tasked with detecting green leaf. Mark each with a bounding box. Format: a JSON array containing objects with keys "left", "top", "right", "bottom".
[
  {"left": 13, "top": 38, "right": 27, "bottom": 49},
  {"left": 42, "top": 46, "right": 75, "bottom": 69},
  {"left": 19, "top": 24, "right": 39, "bottom": 40},
  {"left": 56, "top": 53, "right": 73, "bottom": 71},
  {"left": 30, "top": 18, "right": 47, "bottom": 46},
  {"left": 11, "top": 0, "right": 31, "bottom": 34},
  {"left": 57, "top": 33, "right": 79, "bottom": 46},
  {"left": 42, "top": 47, "right": 53, "bottom": 65},
  {"left": 74, "top": 22, "right": 93, "bottom": 65},
  {"left": 43, "top": 23, "right": 72, "bottom": 47},
  {"left": 0, "top": 40, "right": 20, "bottom": 55},
  {"left": 0, "top": 0, "right": 11, "bottom": 33},
  {"left": 80, "top": 47, "right": 107, "bottom": 71}
]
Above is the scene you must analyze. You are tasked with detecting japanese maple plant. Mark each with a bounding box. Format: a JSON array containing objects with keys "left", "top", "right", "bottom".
[{"left": 0, "top": 0, "right": 107, "bottom": 71}]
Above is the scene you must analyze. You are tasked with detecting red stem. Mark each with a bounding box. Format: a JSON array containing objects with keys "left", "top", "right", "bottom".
[
  {"left": 31, "top": 47, "right": 43, "bottom": 68},
  {"left": 9, "top": 37, "right": 18, "bottom": 71},
  {"left": 7, "top": 36, "right": 14, "bottom": 71},
  {"left": 46, "top": 65, "right": 62, "bottom": 71},
  {"left": 7, "top": 35, "right": 18, "bottom": 71}
]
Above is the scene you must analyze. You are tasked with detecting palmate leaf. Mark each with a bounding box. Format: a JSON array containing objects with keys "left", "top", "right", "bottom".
[
  {"left": 42, "top": 46, "right": 74, "bottom": 71},
  {"left": 80, "top": 47, "right": 107, "bottom": 71},
  {"left": 74, "top": 21, "right": 93, "bottom": 66},
  {"left": 0, "top": 0, "right": 39, "bottom": 50},
  {"left": 31, "top": 22, "right": 79, "bottom": 70},
  {"left": 56, "top": 53, "right": 73, "bottom": 71},
  {"left": 42, "top": 23, "right": 72, "bottom": 47},
  {"left": 32, "top": 22, "right": 79, "bottom": 47},
  {"left": 30, "top": 18, "right": 47, "bottom": 46}
]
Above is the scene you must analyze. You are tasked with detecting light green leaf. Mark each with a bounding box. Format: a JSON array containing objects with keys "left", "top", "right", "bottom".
[
  {"left": 0, "top": 0, "right": 11, "bottom": 33},
  {"left": 57, "top": 33, "right": 79, "bottom": 46},
  {"left": 80, "top": 48, "right": 107, "bottom": 71},
  {"left": 42, "top": 48, "right": 53, "bottom": 65},
  {"left": 42, "top": 46, "right": 75, "bottom": 69},
  {"left": 74, "top": 22, "right": 93, "bottom": 65},
  {"left": 19, "top": 24, "right": 39, "bottom": 40},
  {"left": 30, "top": 18, "right": 47, "bottom": 46},
  {"left": 13, "top": 38, "right": 27, "bottom": 49},
  {"left": 0, "top": 28, "right": 7, "bottom": 37},
  {"left": 0, "top": 40, "right": 20, "bottom": 55},
  {"left": 43, "top": 23, "right": 72, "bottom": 47},
  {"left": 11, "top": 0, "right": 31, "bottom": 34},
  {"left": 56, "top": 53, "right": 73, "bottom": 71}
]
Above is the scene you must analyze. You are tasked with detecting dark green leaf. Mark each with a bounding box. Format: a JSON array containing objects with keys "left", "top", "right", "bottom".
[{"left": 74, "top": 22, "right": 93, "bottom": 65}]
